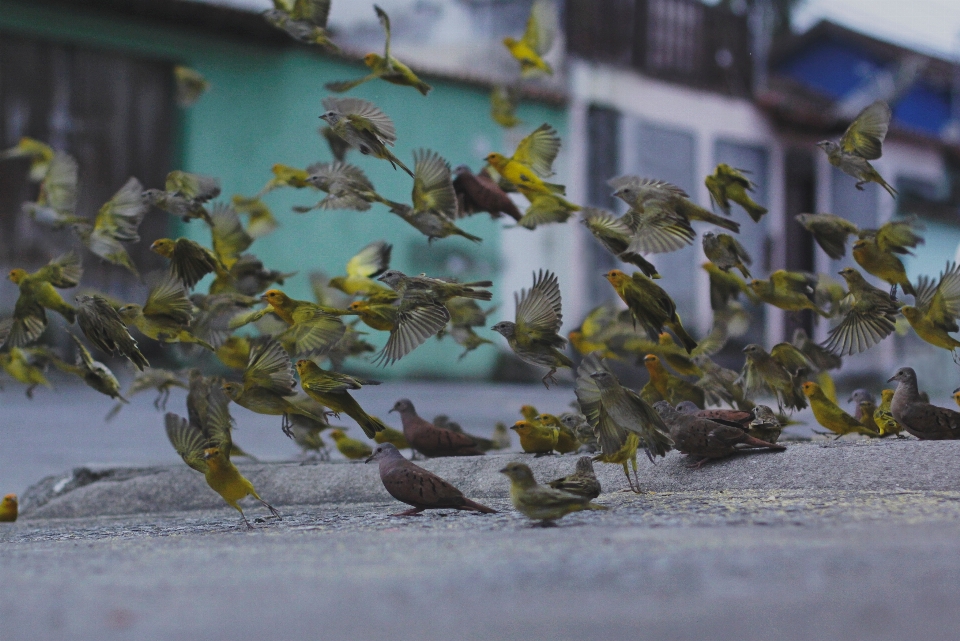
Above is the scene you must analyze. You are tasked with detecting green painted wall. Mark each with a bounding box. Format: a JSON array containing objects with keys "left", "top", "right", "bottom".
[{"left": 0, "top": 1, "right": 567, "bottom": 379}]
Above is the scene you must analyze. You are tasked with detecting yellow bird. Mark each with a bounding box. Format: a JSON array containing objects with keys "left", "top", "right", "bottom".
[
  {"left": 875, "top": 389, "right": 903, "bottom": 437},
  {"left": 749, "top": 270, "right": 830, "bottom": 317},
  {"left": 802, "top": 382, "right": 879, "bottom": 438},
  {"left": 118, "top": 276, "right": 214, "bottom": 350},
  {"left": 900, "top": 262, "right": 960, "bottom": 352},
  {"left": 500, "top": 462, "right": 606, "bottom": 525},
  {"left": 0, "top": 347, "right": 53, "bottom": 397},
  {"left": 374, "top": 426, "right": 410, "bottom": 450},
  {"left": 511, "top": 419, "right": 559, "bottom": 455},
  {"left": 6, "top": 253, "right": 82, "bottom": 347},
  {"left": 328, "top": 241, "right": 394, "bottom": 297},
  {"left": 486, "top": 123, "right": 565, "bottom": 197},
  {"left": 851, "top": 217, "right": 924, "bottom": 297},
  {"left": 502, "top": 0, "right": 557, "bottom": 77},
  {"left": 0, "top": 137, "right": 55, "bottom": 181},
  {"left": 538, "top": 414, "right": 580, "bottom": 454},
  {"left": 329, "top": 429, "right": 373, "bottom": 460},
  {"left": 643, "top": 354, "right": 705, "bottom": 408},
  {"left": 0, "top": 494, "right": 17, "bottom": 522}
]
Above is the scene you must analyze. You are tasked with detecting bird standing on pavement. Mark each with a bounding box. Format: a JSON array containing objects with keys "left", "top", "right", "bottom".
[{"left": 500, "top": 462, "right": 606, "bottom": 526}]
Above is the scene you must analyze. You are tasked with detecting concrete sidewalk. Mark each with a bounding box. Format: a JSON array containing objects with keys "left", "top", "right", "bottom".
[{"left": 5, "top": 439, "right": 960, "bottom": 641}]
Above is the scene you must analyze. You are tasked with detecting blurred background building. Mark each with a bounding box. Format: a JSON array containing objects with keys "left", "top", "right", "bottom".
[{"left": 2, "top": 0, "right": 960, "bottom": 383}]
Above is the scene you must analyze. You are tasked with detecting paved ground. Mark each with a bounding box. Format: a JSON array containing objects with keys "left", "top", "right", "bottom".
[{"left": 4, "top": 441, "right": 960, "bottom": 640}]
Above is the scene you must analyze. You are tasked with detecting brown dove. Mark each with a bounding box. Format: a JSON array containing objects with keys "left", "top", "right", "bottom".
[
  {"left": 452, "top": 165, "right": 522, "bottom": 221},
  {"left": 390, "top": 399, "right": 486, "bottom": 457},
  {"left": 675, "top": 401, "right": 752, "bottom": 429},
  {"left": 654, "top": 401, "right": 785, "bottom": 468},
  {"left": 888, "top": 367, "right": 960, "bottom": 440},
  {"left": 366, "top": 443, "right": 496, "bottom": 516}
]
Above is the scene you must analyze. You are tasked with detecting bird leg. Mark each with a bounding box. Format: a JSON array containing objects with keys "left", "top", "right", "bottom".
[
  {"left": 533, "top": 519, "right": 558, "bottom": 528},
  {"left": 855, "top": 181, "right": 866, "bottom": 191},
  {"left": 391, "top": 507, "right": 425, "bottom": 517},
  {"left": 621, "top": 462, "right": 639, "bottom": 493},
  {"left": 26, "top": 384, "right": 36, "bottom": 399},
  {"left": 889, "top": 283, "right": 899, "bottom": 298},
  {"left": 259, "top": 499, "right": 282, "bottom": 521},
  {"left": 631, "top": 458, "right": 642, "bottom": 494},
  {"left": 281, "top": 414, "right": 293, "bottom": 439},
  {"left": 541, "top": 368, "right": 558, "bottom": 389},
  {"left": 687, "top": 457, "right": 712, "bottom": 470},
  {"left": 239, "top": 510, "right": 254, "bottom": 529}
]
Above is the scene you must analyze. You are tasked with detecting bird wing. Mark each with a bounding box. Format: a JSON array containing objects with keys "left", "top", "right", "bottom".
[
  {"left": 346, "top": 240, "right": 392, "bottom": 279},
  {"left": 165, "top": 412, "right": 208, "bottom": 473},
  {"left": 822, "top": 308, "right": 897, "bottom": 356},
  {"left": 292, "top": 0, "right": 331, "bottom": 27},
  {"left": 574, "top": 353, "right": 621, "bottom": 454},
  {"left": 412, "top": 149, "right": 457, "bottom": 218},
  {"left": 165, "top": 171, "right": 220, "bottom": 202},
  {"left": 5, "top": 297, "right": 47, "bottom": 347},
  {"left": 302, "top": 368, "right": 367, "bottom": 394},
  {"left": 93, "top": 177, "right": 147, "bottom": 244},
  {"left": 210, "top": 203, "right": 253, "bottom": 269},
  {"left": 280, "top": 308, "right": 346, "bottom": 357},
  {"left": 203, "top": 386, "right": 235, "bottom": 456},
  {"left": 770, "top": 343, "right": 812, "bottom": 377},
  {"left": 609, "top": 176, "right": 689, "bottom": 201},
  {"left": 320, "top": 126, "right": 350, "bottom": 162},
  {"left": 723, "top": 234, "right": 752, "bottom": 266},
  {"left": 170, "top": 239, "right": 219, "bottom": 289},
  {"left": 39, "top": 151, "right": 78, "bottom": 214},
  {"left": 70, "top": 333, "right": 96, "bottom": 372},
  {"left": 515, "top": 269, "right": 563, "bottom": 336},
  {"left": 522, "top": 0, "right": 558, "bottom": 56},
  {"left": 374, "top": 297, "right": 449, "bottom": 366},
  {"left": 324, "top": 97, "right": 397, "bottom": 144},
  {"left": 912, "top": 274, "right": 938, "bottom": 315},
  {"left": 34, "top": 252, "right": 83, "bottom": 288},
  {"left": 516, "top": 194, "right": 576, "bottom": 229},
  {"left": 717, "top": 164, "right": 754, "bottom": 188},
  {"left": 840, "top": 100, "right": 891, "bottom": 160},
  {"left": 624, "top": 203, "right": 696, "bottom": 254},
  {"left": 926, "top": 262, "right": 960, "bottom": 329},
  {"left": 310, "top": 160, "right": 375, "bottom": 192},
  {"left": 143, "top": 276, "right": 193, "bottom": 325},
  {"left": 872, "top": 218, "right": 924, "bottom": 254},
  {"left": 770, "top": 270, "right": 816, "bottom": 295},
  {"left": 243, "top": 338, "right": 297, "bottom": 395},
  {"left": 582, "top": 208, "right": 631, "bottom": 252},
  {"left": 511, "top": 123, "right": 561, "bottom": 178},
  {"left": 375, "top": 4, "right": 392, "bottom": 58}
]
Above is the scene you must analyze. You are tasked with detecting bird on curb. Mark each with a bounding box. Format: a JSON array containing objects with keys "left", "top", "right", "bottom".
[
  {"left": 702, "top": 231, "right": 752, "bottom": 279},
  {"left": 511, "top": 419, "right": 559, "bottom": 456},
  {"left": 643, "top": 354, "right": 705, "bottom": 408},
  {"left": 817, "top": 100, "right": 897, "bottom": 198},
  {"left": 889, "top": 367, "right": 960, "bottom": 440},
  {"left": 849, "top": 389, "right": 882, "bottom": 435},
  {"left": 329, "top": 429, "right": 373, "bottom": 460},
  {"left": 367, "top": 443, "right": 497, "bottom": 516},
  {"left": 319, "top": 96, "right": 413, "bottom": 176},
  {"left": 390, "top": 399, "right": 485, "bottom": 457},
  {"left": 746, "top": 405, "right": 783, "bottom": 443},
  {"left": 538, "top": 413, "right": 580, "bottom": 454},
  {"left": 675, "top": 401, "right": 752, "bottom": 429},
  {"left": 296, "top": 360, "right": 387, "bottom": 438},
  {"left": 900, "top": 262, "right": 960, "bottom": 353},
  {"left": 5, "top": 253, "right": 82, "bottom": 348},
  {"left": 263, "top": 0, "right": 339, "bottom": 52},
  {"left": 654, "top": 401, "right": 785, "bottom": 468},
  {"left": 802, "top": 382, "right": 879, "bottom": 438},
  {"left": 561, "top": 412, "right": 598, "bottom": 453},
  {"left": 575, "top": 353, "right": 673, "bottom": 492},
  {"left": 605, "top": 269, "right": 697, "bottom": 352},
  {"left": 823, "top": 267, "right": 901, "bottom": 356},
  {"left": 0, "top": 494, "right": 18, "bottom": 522},
  {"left": 705, "top": 163, "right": 767, "bottom": 222},
  {"left": 501, "top": 462, "right": 606, "bottom": 526},
  {"left": 875, "top": 389, "right": 904, "bottom": 438},
  {"left": 166, "top": 386, "right": 281, "bottom": 528},
  {"left": 326, "top": 5, "right": 431, "bottom": 96},
  {"left": 491, "top": 270, "right": 573, "bottom": 388},
  {"left": 503, "top": 0, "right": 557, "bottom": 77},
  {"left": 547, "top": 457, "right": 602, "bottom": 499},
  {"left": 75, "top": 294, "right": 149, "bottom": 370}
]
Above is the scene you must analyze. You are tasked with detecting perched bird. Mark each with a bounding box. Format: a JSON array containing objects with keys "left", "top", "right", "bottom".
[
  {"left": 329, "top": 429, "right": 373, "bottom": 460},
  {"left": 746, "top": 405, "right": 783, "bottom": 443},
  {"left": 562, "top": 412, "right": 597, "bottom": 453},
  {"left": 296, "top": 359, "right": 387, "bottom": 438},
  {"left": 54, "top": 334, "right": 126, "bottom": 402},
  {"left": 605, "top": 269, "right": 697, "bottom": 352},
  {"left": 654, "top": 401, "right": 784, "bottom": 468},
  {"left": 263, "top": 0, "right": 339, "bottom": 51},
  {"left": 150, "top": 237, "right": 227, "bottom": 290},
  {"left": 390, "top": 399, "right": 485, "bottom": 457},
  {"left": 875, "top": 389, "right": 903, "bottom": 438},
  {"left": 705, "top": 164, "right": 767, "bottom": 222},
  {"left": 491, "top": 270, "right": 573, "bottom": 388},
  {"left": 643, "top": 354, "right": 705, "bottom": 408},
  {"left": 117, "top": 277, "right": 214, "bottom": 351},
  {"left": 490, "top": 85, "right": 521, "bottom": 128},
  {"left": 511, "top": 419, "right": 559, "bottom": 455},
  {"left": 453, "top": 165, "right": 523, "bottom": 222},
  {"left": 165, "top": 388, "right": 280, "bottom": 527},
  {"left": 802, "top": 382, "right": 879, "bottom": 438},
  {"left": 5, "top": 253, "right": 82, "bottom": 347},
  {"left": 823, "top": 267, "right": 901, "bottom": 356},
  {"left": 486, "top": 124, "right": 565, "bottom": 198},
  {"left": 141, "top": 170, "right": 220, "bottom": 223},
  {"left": 848, "top": 388, "right": 876, "bottom": 424},
  {"left": 580, "top": 208, "right": 660, "bottom": 279},
  {"left": 795, "top": 213, "right": 859, "bottom": 260},
  {"left": 852, "top": 218, "right": 924, "bottom": 297},
  {"left": 319, "top": 96, "right": 413, "bottom": 176},
  {"left": 222, "top": 339, "right": 328, "bottom": 434},
  {"left": 539, "top": 413, "right": 580, "bottom": 454},
  {"left": 749, "top": 270, "right": 829, "bottom": 317},
  {"left": 609, "top": 175, "right": 740, "bottom": 234},
  {"left": 500, "top": 462, "right": 606, "bottom": 526},
  {"left": 374, "top": 426, "right": 410, "bottom": 450},
  {"left": 385, "top": 149, "right": 482, "bottom": 242},
  {"left": 900, "top": 262, "right": 960, "bottom": 352},
  {"left": 547, "top": 457, "right": 601, "bottom": 499},
  {"left": 739, "top": 343, "right": 810, "bottom": 412},
  {"left": 575, "top": 353, "right": 673, "bottom": 492},
  {"left": 328, "top": 241, "right": 393, "bottom": 296},
  {"left": 702, "top": 232, "right": 751, "bottom": 279},
  {"left": 76, "top": 294, "right": 149, "bottom": 370},
  {"left": 502, "top": 0, "right": 557, "bottom": 77},
  {"left": 889, "top": 367, "right": 960, "bottom": 440},
  {"left": 817, "top": 100, "right": 897, "bottom": 198},
  {"left": 0, "top": 136, "right": 54, "bottom": 181},
  {"left": 0, "top": 494, "right": 18, "bottom": 522},
  {"left": 367, "top": 443, "right": 496, "bottom": 516},
  {"left": 492, "top": 422, "right": 512, "bottom": 450},
  {"left": 174, "top": 65, "right": 209, "bottom": 107},
  {"left": 288, "top": 415, "right": 332, "bottom": 460}
]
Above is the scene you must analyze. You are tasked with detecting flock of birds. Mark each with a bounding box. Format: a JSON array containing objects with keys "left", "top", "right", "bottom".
[{"left": 3, "top": 0, "right": 960, "bottom": 527}]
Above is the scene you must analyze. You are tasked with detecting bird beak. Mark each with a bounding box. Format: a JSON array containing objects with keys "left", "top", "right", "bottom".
[
  {"left": 498, "top": 466, "right": 509, "bottom": 473},
  {"left": 887, "top": 375, "right": 896, "bottom": 383},
  {"left": 388, "top": 407, "right": 397, "bottom": 413},
  {"left": 364, "top": 454, "right": 375, "bottom": 463},
  {"left": 589, "top": 372, "right": 601, "bottom": 379}
]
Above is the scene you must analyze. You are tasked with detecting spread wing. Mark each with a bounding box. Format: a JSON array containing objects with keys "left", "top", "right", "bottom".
[
  {"left": 280, "top": 307, "right": 347, "bottom": 357},
  {"left": 143, "top": 276, "right": 193, "bottom": 326},
  {"left": 346, "top": 240, "right": 391, "bottom": 279},
  {"left": 511, "top": 123, "right": 561, "bottom": 178},
  {"left": 522, "top": 0, "right": 558, "bottom": 56},
  {"left": 292, "top": 0, "right": 331, "bottom": 27},
  {"left": 515, "top": 269, "right": 563, "bottom": 336},
  {"left": 243, "top": 338, "right": 297, "bottom": 395},
  {"left": 624, "top": 202, "right": 696, "bottom": 254},
  {"left": 93, "top": 177, "right": 147, "bottom": 244},
  {"left": 40, "top": 152, "right": 78, "bottom": 214},
  {"left": 412, "top": 149, "right": 457, "bottom": 218},
  {"left": 840, "top": 100, "right": 891, "bottom": 160},
  {"left": 374, "top": 296, "right": 449, "bottom": 366},
  {"left": 165, "top": 171, "right": 220, "bottom": 202},
  {"left": 323, "top": 97, "right": 397, "bottom": 144},
  {"left": 35, "top": 252, "right": 83, "bottom": 288},
  {"left": 165, "top": 412, "right": 208, "bottom": 473}
]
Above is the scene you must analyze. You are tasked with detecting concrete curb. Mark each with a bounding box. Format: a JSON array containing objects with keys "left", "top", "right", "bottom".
[{"left": 19, "top": 438, "right": 960, "bottom": 519}]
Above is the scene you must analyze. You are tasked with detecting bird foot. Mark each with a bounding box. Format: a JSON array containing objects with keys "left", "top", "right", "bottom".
[
  {"left": 390, "top": 508, "right": 424, "bottom": 517},
  {"left": 541, "top": 369, "right": 558, "bottom": 389},
  {"left": 855, "top": 182, "right": 866, "bottom": 191},
  {"left": 533, "top": 520, "right": 558, "bottom": 528},
  {"left": 686, "top": 457, "right": 711, "bottom": 470}
]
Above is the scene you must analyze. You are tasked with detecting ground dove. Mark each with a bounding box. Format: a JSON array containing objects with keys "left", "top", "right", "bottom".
[
  {"left": 889, "top": 367, "right": 960, "bottom": 439},
  {"left": 366, "top": 443, "right": 496, "bottom": 516},
  {"left": 654, "top": 401, "right": 785, "bottom": 468},
  {"left": 390, "top": 399, "right": 486, "bottom": 457},
  {"left": 675, "top": 401, "right": 752, "bottom": 429}
]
